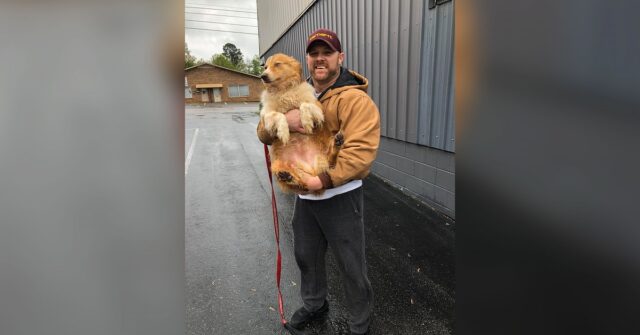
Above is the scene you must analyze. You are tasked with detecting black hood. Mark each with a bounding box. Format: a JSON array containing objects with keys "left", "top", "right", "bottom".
[{"left": 307, "top": 67, "right": 363, "bottom": 100}]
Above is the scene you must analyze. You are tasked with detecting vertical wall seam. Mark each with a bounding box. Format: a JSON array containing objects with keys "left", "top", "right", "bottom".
[{"left": 429, "top": 8, "right": 439, "bottom": 148}]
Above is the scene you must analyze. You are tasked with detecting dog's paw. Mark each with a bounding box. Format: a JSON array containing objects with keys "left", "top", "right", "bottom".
[
  {"left": 299, "top": 107, "right": 315, "bottom": 134},
  {"left": 277, "top": 128, "right": 290, "bottom": 144},
  {"left": 274, "top": 113, "right": 290, "bottom": 143},
  {"left": 276, "top": 171, "right": 293, "bottom": 182},
  {"left": 300, "top": 102, "right": 324, "bottom": 133},
  {"left": 262, "top": 114, "right": 276, "bottom": 132},
  {"left": 305, "top": 103, "right": 324, "bottom": 123},
  {"left": 334, "top": 132, "right": 344, "bottom": 146},
  {"left": 302, "top": 122, "right": 314, "bottom": 134}
]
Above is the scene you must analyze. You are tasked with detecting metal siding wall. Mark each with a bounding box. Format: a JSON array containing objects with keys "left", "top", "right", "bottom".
[
  {"left": 418, "top": 1, "right": 455, "bottom": 152},
  {"left": 341, "top": 1, "right": 347, "bottom": 66},
  {"left": 433, "top": 3, "right": 454, "bottom": 151},
  {"left": 364, "top": 0, "right": 371, "bottom": 80},
  {"left": 379, "top": 0, "right": 389, "bottom": 137},
  {"left": 360, "top": 0, "right": 365, "bottom": 70},
  {"left": 387, "top": 1, "right": 399, "bottom": 139},
  {"left": 418, "top": 2, "right": 436, "bottom": 147},
  {"left": 259, "top": 0, "right": 454, "bottom": 152},
  {"left": 256, "top": 0, "right": 315, "bottom": 55},
  {"left": 371, "top": 0, "right": 380, "bottom": 113},
  {"left": 347, "top": 1, "right": 353, "bottom": 70},
  {"left": 397, "top": 0, "right": 411, "bottom": 141},
  {"left": 446, "top": 59, "right": 455, "bottom": 151},
  {"left": 407, "top": 0, "right": 425, "bottom": 144}
]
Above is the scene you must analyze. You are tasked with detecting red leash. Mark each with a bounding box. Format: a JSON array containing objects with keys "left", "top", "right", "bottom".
[{"left": 263, "top": 144, "right": 288, "bottom": 326}]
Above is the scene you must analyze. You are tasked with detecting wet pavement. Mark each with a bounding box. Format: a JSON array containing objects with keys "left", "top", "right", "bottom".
[{"left": 186, "top": 103, "right": 455, "bottom": 335}]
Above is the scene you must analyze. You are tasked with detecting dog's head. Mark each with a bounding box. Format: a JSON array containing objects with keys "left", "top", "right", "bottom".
[{"left": 260, "top": 53, "right": 303, "bottom": 91}]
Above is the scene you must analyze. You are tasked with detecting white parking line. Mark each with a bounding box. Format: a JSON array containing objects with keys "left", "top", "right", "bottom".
[{"left": 185, "top": 128, "right": 199, "bottom": 175}]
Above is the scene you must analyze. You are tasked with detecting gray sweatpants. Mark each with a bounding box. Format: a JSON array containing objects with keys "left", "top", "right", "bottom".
[{"left": 292, "top": 186, "right": 373, "bottom": 334}]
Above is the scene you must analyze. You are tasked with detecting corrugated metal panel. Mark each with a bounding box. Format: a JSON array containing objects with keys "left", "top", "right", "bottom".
[
  {"left": 386, "top": 0, "right": 398, "bottom": 139},
  {"left": 418, "top": 1, "right": 455, "bottom": 152},
  {"left": 258, "top": 0, "right": 455, "bottom": 153},
  {"left": 256, "top": 0, "right": 315, "bottom": 55},
  {"left": 407, "top": 0, "right": 425, "bottom": 144},
  {"left": 378, "top": 0, "right": 389, "bottom": 138}
]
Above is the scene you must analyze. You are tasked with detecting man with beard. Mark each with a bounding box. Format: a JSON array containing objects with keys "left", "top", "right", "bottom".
[{"left": 257, "top": 28, "right": 380, "bottom": 335}]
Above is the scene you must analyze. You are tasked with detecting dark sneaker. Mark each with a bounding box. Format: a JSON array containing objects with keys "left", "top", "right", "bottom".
[
  {"left": 288, "top": 300, "right": 329, "bottom": 330},
  {"left": 350, "top": 325, "right": 371, "bottom": 335}
]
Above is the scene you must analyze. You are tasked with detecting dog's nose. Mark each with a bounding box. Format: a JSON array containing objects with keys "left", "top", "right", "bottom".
[{"left": 260, "top": 74, "right": 270, "bottom": 83}]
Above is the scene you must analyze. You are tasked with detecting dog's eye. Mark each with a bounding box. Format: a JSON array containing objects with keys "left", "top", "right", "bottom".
[{"left": 274, "top": 62, "right": 282, "bottom": 67}]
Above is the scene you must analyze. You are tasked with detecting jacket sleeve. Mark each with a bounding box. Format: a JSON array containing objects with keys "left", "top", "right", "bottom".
[
  {"left": 256, "top": 118, "right": 276, "bottom": 145},
  {"left": 321, "top": 92, "right": 380, "bottom": 188}
]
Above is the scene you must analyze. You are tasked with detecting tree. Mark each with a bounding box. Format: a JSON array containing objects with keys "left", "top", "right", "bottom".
[
  {"left": 209, "top": 49, "right": 261, "bottom": 77},
  {"left": 222, "top": 43, "right": 243, "bottom": 67},
  {"left": 211, "top": 53, "right": 235, "bottom": 69},
  {"left": 185, "top": 43, "right": 197, "bottom": 68},
  {"left": 247, "top": 54, "right": 264, "bottom": 76},
  {"left": 235, "top": 58, "right": 248, "bottom": 73}
]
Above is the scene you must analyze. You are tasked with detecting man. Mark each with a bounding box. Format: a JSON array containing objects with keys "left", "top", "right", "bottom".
[{"left": 257, "top": 28, "right": 380, "bottom": 335}]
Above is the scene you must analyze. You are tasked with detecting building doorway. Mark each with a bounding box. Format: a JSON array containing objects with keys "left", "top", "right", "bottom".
[
  {"left": 195, "top": 84, "right": 222, "bottom": 103},
  {"left": 213, "top": 88, "right": 222, "bottom": 103},
  {"left": 201, "top": 89, "right": 210, "bottom": 102}
]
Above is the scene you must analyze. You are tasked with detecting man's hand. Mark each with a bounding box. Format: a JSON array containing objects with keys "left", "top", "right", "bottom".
[
  {"left": 286, "top": 109, "right": 307, "bottom": 133},
  {"left": 302, "top": 175, "right": 323, "bottom": 192}
]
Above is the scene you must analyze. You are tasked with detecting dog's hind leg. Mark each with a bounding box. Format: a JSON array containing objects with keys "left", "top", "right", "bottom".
[
  {"left": 326, "top": 131, "right": 344, "bottom": 168},
  {"left": 272, "top": 160, "right": 309, "bottom": 193}
]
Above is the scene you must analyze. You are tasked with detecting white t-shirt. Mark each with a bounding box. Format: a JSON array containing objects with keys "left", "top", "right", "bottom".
[{"left": 299, "top": 180, "right": 362, "bottom": 201}]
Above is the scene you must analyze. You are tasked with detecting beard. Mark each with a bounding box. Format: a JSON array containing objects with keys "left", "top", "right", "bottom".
[{"left": 311, "top": 66, "right": 340, "bottom": 84}]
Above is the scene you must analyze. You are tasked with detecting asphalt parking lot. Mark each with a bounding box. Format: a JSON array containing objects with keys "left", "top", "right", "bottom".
[{"left": 185, "top": 103, "right": 455, "bottom": 335}]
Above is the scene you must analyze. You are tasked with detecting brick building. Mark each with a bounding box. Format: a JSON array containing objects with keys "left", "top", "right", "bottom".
[{"left": 184, "top": 63, "right": 263, "bottom": 104}]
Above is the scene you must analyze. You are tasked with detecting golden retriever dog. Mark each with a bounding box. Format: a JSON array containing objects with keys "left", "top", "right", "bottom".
[{"left": 260, "top": 53, "right": 341, "bottom": 194}]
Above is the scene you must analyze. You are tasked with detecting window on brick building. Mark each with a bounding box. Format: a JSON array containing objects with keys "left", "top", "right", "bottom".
[{"left": 228, "top": 84, "right": 249, "bottom": 97}]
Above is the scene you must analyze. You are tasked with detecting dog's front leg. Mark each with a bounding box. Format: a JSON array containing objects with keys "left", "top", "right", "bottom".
[
  {"left": 263, "top": 111, "right": 290, "bottom": 143},
  {"left": 299, "top": 102, "right": 324, "bottom": 134}
]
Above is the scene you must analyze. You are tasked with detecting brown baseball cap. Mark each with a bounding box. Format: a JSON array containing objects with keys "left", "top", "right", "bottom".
[{"left": 306, "top": 28, "right": 342, "bottom": 53}]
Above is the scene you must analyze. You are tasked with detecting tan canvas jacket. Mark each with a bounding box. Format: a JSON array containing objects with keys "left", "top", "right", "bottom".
[{"left": 257, "top": 69, "right": 381, "bottom": 189}]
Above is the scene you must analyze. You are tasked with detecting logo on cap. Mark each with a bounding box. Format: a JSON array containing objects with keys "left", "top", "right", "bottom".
[
  {"left": 309, "top": 32, "right": 334, "bottom": 41},
  {"left": 306, "top": 29, "right": 342, "bottom": 53}
]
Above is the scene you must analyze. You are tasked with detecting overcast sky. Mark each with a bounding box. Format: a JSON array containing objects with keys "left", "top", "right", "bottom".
[{"left": 185, "top": 0, "right": 259, "bottom": 62}]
